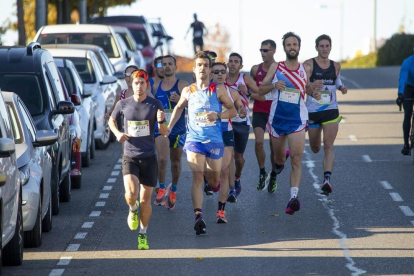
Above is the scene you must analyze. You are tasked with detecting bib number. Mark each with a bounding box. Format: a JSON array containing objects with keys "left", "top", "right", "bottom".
[
  {"left": 279, "top": 88, "right": 300, "bottom": 104},
  {"left": 312, "top": 91, "right": 331, "bottom": 105},
  {"left": 164, "top": 109, "right": 173, "bottom": 126},
  {"left": 128, "top": 120, "right": 150, "bottom": 137},
  {"left": 194, "top": 30, "right": 202, "bottom": 38},
  {"left": 265, "top": 92, "right": 273, "bottom": 101},
  {"left": 195, "top": 111, "right": 215, "bottom": 127}
]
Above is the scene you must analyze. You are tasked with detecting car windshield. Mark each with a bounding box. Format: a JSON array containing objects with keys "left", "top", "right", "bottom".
[
  {"left": 6, "top": 104, "right": 23, "bottom": 144},
  {"left": 63, "top": 58, "right": 96, "bottom": 84},
  {"left": 38, "top": 33, "right": 120, "bottom": 58},
  {"left": 0, "top": 74, "right": 44, "bottom": 116},
  {"left": 57, "top": 66, "right": 76, "bottom": 95},
  {"left": 129, "top": 29, "right": 149, "bottom": 47}
]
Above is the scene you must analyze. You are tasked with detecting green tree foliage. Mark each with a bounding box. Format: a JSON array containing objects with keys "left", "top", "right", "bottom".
[
  {"left": 376, "top": 33, "right": 414, "bottom": 66},
  {"left": 341, "top": 51, "right": 377, "bottom": 69}
]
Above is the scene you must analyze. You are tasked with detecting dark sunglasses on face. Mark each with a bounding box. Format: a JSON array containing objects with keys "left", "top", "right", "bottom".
[
  {"left": 259, "top": 49, "right": 272, "bottom": 53},
  {"left": 156, "top": 62, "right": 162, "bottom": 68},
  {"left": 212, "top": 69, "right": 226, "bottom": 75}
]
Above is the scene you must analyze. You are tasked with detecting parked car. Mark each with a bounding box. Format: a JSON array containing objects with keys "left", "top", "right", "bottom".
[
  {"left": 0, "top": 42, "right": 75, "bottom": 215},
  {"left": 149, "top": 21, "right": 174, "bottom": 55},
  {"left": 34, "top": 24, "right": 138, "bottom": 74},
  {"left": 3, "top": 91, "right": 58, "bottom": 248},
  {"left": 53, "top": 57, "right": 95, "bottom": 168},
  {"left": 0, "top": 91, "right": 23, "bottom": 267},
  {"left": 111, "top": 26, "right": 146, "bottom": 70},
  {"left": 44, "top": 48, "right": 117, "bottom": 149}
]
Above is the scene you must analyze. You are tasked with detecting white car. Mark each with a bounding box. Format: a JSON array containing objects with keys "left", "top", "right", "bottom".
[
  {"left": 45, "top": 48, "right": 117, "bottom": 149},
  {"left": 3, "top": 92, "right": 58, "bottom": 248}
]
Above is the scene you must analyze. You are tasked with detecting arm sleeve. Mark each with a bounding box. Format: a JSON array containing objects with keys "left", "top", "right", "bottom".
[
  {"left": 111, "top": 101, "right": 122, "bottom": 120},
  {"left": 398, "top": 58, "right": 410, "bottom": 94},
  {"left": 335, "top": 73, "right": 343, "bottom": 89}
]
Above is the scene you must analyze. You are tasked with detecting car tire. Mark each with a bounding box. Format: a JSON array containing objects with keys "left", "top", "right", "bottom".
[
  {"left": 42, "top": 194, "right": 52, "bottom": 232},
  {"left": 90, "top": 128, "right": 96, "bottom": 159},
  {"left": 2, "top": 196, "right": 24, "bottom": 266},
  {"left": 51, "top": 166, "right": 60, "bottom": 216},
  {"left": 72, "top": 175, "right": 82, "bottom": 189},
  {"left": 60, "top": 173, "right": 71, "bottom": 202},
  {"left": 96, "top": 118, "right": 111, "bottom": 149},
  {"left": 82, "top": 126, "right": 92, "bottom": 167},
  {"left": 24, "top": 198, "right": 42, "bottom": 248}
]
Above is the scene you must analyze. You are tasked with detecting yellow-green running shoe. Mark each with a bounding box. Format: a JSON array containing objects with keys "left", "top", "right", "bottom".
[
  {"left": 138, "top": 234, "right": 149, "bottom": 250},
  {"left": 127, "top": 201, "right": 139, "bottom": 230}
]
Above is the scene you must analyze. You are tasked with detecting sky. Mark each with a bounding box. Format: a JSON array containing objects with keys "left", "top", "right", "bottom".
[{"left": 1, "top": 0, "right": 413, "bottom": 70}]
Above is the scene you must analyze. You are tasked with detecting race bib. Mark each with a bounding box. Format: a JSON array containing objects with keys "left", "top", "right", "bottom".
[
  {"left": 265, "top": 92, "right": 273, "bottom": 101},
  {"left": 164, "top": 109, "right": 173, "bottom": 125},
  {"left": 194, "top": 30, "right": 202, "bottom": 38},
  {"left": 195, "top": 111, "right": 216, "bottom": 127},
  {"left": 312, "top": 91, "right": 331, "bottom": 105},
  {"left": 279, "top": 88, "right": 300, "bottom": 104},
  {"left": 128, "top": 120, "right": 150, "bottom": 137}
]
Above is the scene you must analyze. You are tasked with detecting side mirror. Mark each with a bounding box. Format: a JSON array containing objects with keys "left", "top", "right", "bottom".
[
  {"left": 100, "top": 75, "right": 117, "bottom": 85},
  {"left": 166, "top": 35, "right": 174, "bottom": 41},
  {"left": 114, "top": 71, "right": 125, "bottom": 80},
  {"left": 33, "top": 130, "right": 58, "bottom": 147},
  {"left": 70, "top": 94, "right": 82, "bottom": 106},
  {"left": 52, "top": 101, "right": 75, "bottom": 115},
  {"left": 0, "top": 137, "right": 16, "bottom": 158}
]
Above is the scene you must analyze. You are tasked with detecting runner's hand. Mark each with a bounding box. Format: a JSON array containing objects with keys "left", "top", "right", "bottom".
[
  {"left": 274, "top": 81, "right": 286, "bottom": 91},
  {"left": 205, "top": 110, "right": 217, "bottom": 122},
  {"left": 167, "top": 127, "right": 172, "bottom": 135},
  {"left": 238, "top": 106, "right": 247, "bottom": 118},
  {"left": 116, "top": 132, "right": 130, "bottom": 143},
  {"left": 311, "top": 80, "right": 323, "bottom": 92},
  {"left": 238, "top": 83, "right": 248, "bottom": 95},
  {"left": 339, "top": 85, "right": 348, "bottom": 94},
  {"left": 170, "top": 92, "right": 180, "bottom": 103},
  {"left": 396, "top": 95, "right": 404, "bottom": 111},
  {"left": 312, "top": 91, "right": 322, "bottom": 101},
  {"left": 157, "top": 109, "right": 165, "bottom": 122}
]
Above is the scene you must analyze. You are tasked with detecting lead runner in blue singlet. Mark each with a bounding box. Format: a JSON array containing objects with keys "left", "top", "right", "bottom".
[{"left": 168, "top": 51, "right": 236, "bottom": 235}]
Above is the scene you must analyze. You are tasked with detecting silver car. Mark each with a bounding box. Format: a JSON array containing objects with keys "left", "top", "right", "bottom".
[{"left": 3, "top": 92, "right": 58, "bottom": 248}]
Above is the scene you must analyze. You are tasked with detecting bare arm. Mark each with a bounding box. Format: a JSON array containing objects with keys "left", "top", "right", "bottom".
[
  {"left": 244, "top": 75, "right": 265, "bottom": 101},
  {"left": 170, "top": 80, "right": 189, "bottom": 103},
  {"left": 168, "top": 87, "right": 189, "bottom": 130},
  {"left": 105, "top": 90, "right": 122, "bottom": 120},
  {"left": 108, "top": 111, "right": 130, "bottom": 143},
  {"left": 156, "top": 109, "right": 168, "bottom": 136},
  {"left": 304, "top": 63, "right": 321, "bottom": 100},
  {"left": 230, "top": 88, "right": 247, "bottom": 118},
  {"left": 334, "top": 62, "right": 347, "bottom": 94},
  {"left": 258, "top": 62, "right": 278, "bottom": 95}
]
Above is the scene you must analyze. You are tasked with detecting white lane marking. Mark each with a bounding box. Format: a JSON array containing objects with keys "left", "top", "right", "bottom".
[
  {"left": 341, "top": 75, "right": 363, "bottom": 89},
  {"left": 103, "top": 186, "right": 113, "bottom": 190},
  {"left": 306, "top": 161, "right": 315, "bottom": 168},
  {"left": 399, "top": 206, "right": 414, "bottom": 216},
  {"left": 74, "top": 232, "right": 88, "bottom": 239},
  {"left": 66, "top": 244, "right": 80, "bottom": 252},
  {"left": 349, "top": 135, "right": 357, "bottom": 141},
  {"left": 380, "top": 181, "right": 393, "bottom": 190},
  {"left": 57, "top": 257, "right": 72, "bottom": 266},
  {"left": 304, "top": 151, "right": 366, "bottom": 276},
  {"left": 99, "top": 193, "right": 109, "bottom": 199},
  {"left": 390, "top": 193, "right": 403, "bottom": 202},
  {"left": 118, "top": 158, "right": 122, "bottom": 163},
  {"left": 82, "top": 222, "right": 94, "bottom": 228},
  {"left": 340, "top": 119, "right": 346, "bottom": 124},
  {"left": 114, "top": 164, "right": 122, "bottom": 170},
  {"left": 111, "top": 171, "right": 120, "bottom": 176},
  {"left": 90, "top": 211, "right": 101, "bottom": 217},
  {"left": 107, "top": 178, "right": 116, "bottom": 183},
  {"left": 96, "top": 201, "right": 106, "bottom": 207},
  {"left": 49, "top": 269, "right": 65, "bottom": 276},
  {"left": 362, "top": 155, "right": 372, "bottom": 162}
]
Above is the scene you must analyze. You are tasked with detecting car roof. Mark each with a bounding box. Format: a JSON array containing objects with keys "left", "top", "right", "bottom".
[
  {"left": 40, "top": 24, "right": 112, "bottom": 34},
  {"left": 45, "top": 48, "right": 91, "bottom": 59},
  {"left": 0, "top": 44, "right": 51, "bottom": 73},
  {"left": 107, "top": 22, "right": 145, "bottom": 30},
  {"left": 43, "top": 43, "right": 104, "bottom": 53}
]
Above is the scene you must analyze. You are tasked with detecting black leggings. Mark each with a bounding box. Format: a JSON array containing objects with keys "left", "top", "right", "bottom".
[{"left": 402, "top": 99, "right": 413, "bottom": 146}]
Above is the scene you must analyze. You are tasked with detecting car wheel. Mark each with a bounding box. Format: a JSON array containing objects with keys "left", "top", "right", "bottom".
[
  {"left": 0, "top": 207, "right": 3, "bottom": 273},
  {"left": 60, "top": 173, "right": 71, "bottom": 202},
  {"left": 24, "top": 197, "right": 42, "bottom": 248},
  {"left": 82, "top": 127, "right": 92, "bottom": 167},
  {"left": 2, "top": 196, "right": 23, "bottom": 266},
  {"left": 51, "top": 166, "right": 60, "bottom": 216},
  {"left": 90, "top": 128, "right": 96, "bottom": 158},
  {"left": 96, "top": 118, "right": 111, "bottom": 149},
  {"left": 72, "top": 175, "right": 82, "bottom": 189},
  {"left": 42, "top": 194, "right": 52, "bottom": 232}
]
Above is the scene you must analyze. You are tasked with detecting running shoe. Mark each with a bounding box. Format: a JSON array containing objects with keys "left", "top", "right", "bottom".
[
  {"left": 257, "top": 172, "right": 269, "bottom": 191},
  {"left": 401, "top": 144, "right": 410, "bottom": 155},
  {"left": 154, "top": 188, "right": 167, "bottom": 206},
  {"left": 321, "top": 180, "right": 333, "bottom": 196},
  {"left": 127, "top": 202, "right": 139, "bottom": 230},
  {"left": 285, "top": 197, "right": 301, "bottom": 215},
  {"left": 227, "top": 189, "right": 237, "bottom": 203},
  {"left": 216, "top": 210, "right": 227, "bottom": 223},
  {"left": 210, "top": 180, "right": 221, "bottom": 193},
  {"left": 204, "top": 179, "right": 213, "bottom": 195},
  {"left": 138, "top": 234, "right": 149, "bottom": 250},
  {"left": 267, "top": 174, "right": 277, "bottom": 194},
  {"left": 164, "top": 184, "right": 177, "bottom": 210},
  {"left": 194, "top": 217, "right": 207, "bottom": 235},
  {"left": 234, "top": 176, "right": 242, "bottom": 196}
]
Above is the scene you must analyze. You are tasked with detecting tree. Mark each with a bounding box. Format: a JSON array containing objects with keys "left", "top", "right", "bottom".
[
  {"left": 376, "top": 33, "right": 414, "bottom": 66},
  {"left": 204, "top": 23, "right": 231, "bottom": 62}
]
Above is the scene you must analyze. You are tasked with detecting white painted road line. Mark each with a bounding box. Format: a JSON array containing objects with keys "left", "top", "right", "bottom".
[
  {"left": 90, "top": 211, "right": 101, "bottom": 217},
  {"left": 390, "top": 193, "right": 403, "bottom": 202},
  {"left": 49, "top": 269, "right": 65, "bottom": 276},
  {"left": 57, "top": 257, "right": 72, "bottom": 266},
  {"left": 74, "top": 232, "right": 88, "bottom": 239},
  {"left": 82, "top": 222, "right": 94, "bottom": 228},
  {"left": 111, "top": 171, "right": 120, "bottom": 176},
  {"left": 107, "top": 178, "right": 116, "bottom": 183},
  {"left": 340, "top": 119, "right": 346, "bottom": 124},
  {"left": 349, "top": 135, "right": 357, "bottom": 141},
  {"left": 362, "top": 155, "right": 372, "bottom": 162},
  {"left": 399, "top": 206, "right": 414, "bottom": 216},
  {"left": 99, "top": 193, "right": 109, "bottom": 199},
  {"left": 95, "top": 201, "right": 106, "bottom": 207},
  {"left": 103, "top": 186, "right": 113, "bottom": 190},
  {"left": 66, "top": 244, "right": 80, "bottom": 252},
  {"left": 380, "top": 181, "right": 393, "bottom": 190},
  {"left": 114, "top": 164, "right": 122, "bottom": 170},
  {"left": 306, "top": 161, "right": 315, "bottom": 168}
]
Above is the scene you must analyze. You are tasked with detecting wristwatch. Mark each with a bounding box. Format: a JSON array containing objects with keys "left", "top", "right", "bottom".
[
  {"left": 216, "top": 112, "right": 222, "bottom": 120},
  {"left": 247, "top": 90, "right": 252, "bottom": 97},
  {"left": 158, "top": 118, "right": 166, "bottom": 124}
]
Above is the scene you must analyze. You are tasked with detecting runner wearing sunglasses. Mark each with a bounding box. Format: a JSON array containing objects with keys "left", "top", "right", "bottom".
[{"left": 148, "top": 56, "right": 164, "bottom": 96}]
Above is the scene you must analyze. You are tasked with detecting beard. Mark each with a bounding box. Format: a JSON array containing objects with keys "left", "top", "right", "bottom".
[
  {"left": 156, "top": 72, "right": 164, "bottom": 79},
  {"left": 285, "top": 50, "right": 299, "bottom": 60},
  {"left": 164, "top": 71, "right": 174, "bottom": 77}
]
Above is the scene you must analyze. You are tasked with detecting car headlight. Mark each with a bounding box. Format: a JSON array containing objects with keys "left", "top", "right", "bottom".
[{"left": 19, "top": 168, "right": 30, "bottom": 185}]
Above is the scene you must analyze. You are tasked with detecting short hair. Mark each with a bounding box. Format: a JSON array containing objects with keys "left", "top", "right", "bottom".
[
  {"left": 229, "top": 52, "right": 243, "bottom": 65},
  {"left": 162, "top": 55, "right": 177, "bottom": 66},
  {"left": 131, "top": 69, "right": 149, "bottom": 86},
  {"left": 261, "top": 39, "right": 276, "bottom": 49},
  {"left": 212, "top": 62, "right": 227, "bottom": 70},
  {"left": 282, "top": 32, "right": 301, "bottom": 47},
  {"left": 154, "top": 56, "right": 163, "bottom": 66},
  {"left": 193, "top": 51, "right": 212, "bottom": 68},
  {"left": 125, "top": 65, "right": 138, "bottom": 73},
  {"left": 315, "top": 34, "right": 332, "bottom": 47}
]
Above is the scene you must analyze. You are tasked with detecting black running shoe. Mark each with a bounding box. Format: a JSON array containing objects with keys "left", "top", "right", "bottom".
[
  {"left": 227, "top": 189, "right": 237, "bottom": 203},
  {"left": 321, "top": 181, "right": 333, "bottom": 196},
  {"left": 401, "top": 145, "right": 410, "bottom": 156},
  {"left": 285, "top": 197, "right": 300, "bottom": 215},
  {"left": 257, "top": 172, "right": 269, "bottom": 191},
  {"left": 194, "top": 217, "right": 207, "bottom": 235},
  {"left": 267, "top": 174, "right": 277, "bottom": 194},
  {"left": 204, "top": 180, "right": 213, "bottom": 195}
]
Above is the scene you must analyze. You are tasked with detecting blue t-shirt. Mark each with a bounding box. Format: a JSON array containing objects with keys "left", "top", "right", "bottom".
[{"left": 398, "top": 55, "right": 414, "bottom": 94}]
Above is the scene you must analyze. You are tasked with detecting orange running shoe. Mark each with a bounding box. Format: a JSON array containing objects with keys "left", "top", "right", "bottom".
[
  {"left": 154, "top": 188, "right": 166, "bottom": 206},
  {"left": 216, "top": 210, "right": 227, "bottom": 223}
]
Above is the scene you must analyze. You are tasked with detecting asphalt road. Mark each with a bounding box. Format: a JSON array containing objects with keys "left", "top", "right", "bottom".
[{"left": 4, "top": 69, "right": 414, "bottom": 276}]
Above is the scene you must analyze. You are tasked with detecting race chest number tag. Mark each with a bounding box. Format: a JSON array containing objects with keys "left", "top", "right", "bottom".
[
  {"left": 279, "top": 88, "right": 300, "bottom": 104},
  {"left": 265, "top": 91, "right": 273, "bottom": 101},
  {"left": 195, "top": 111, "right": 216, "bottom": 127},
  {"left": 312, "top": 91, "right": 331, "bottom": 105},
  {"left": 128, "top": 120, "right": 150, "bottom": 137},
  {"left": 164, "top": 109, "right": 173, "bottom": 125}
]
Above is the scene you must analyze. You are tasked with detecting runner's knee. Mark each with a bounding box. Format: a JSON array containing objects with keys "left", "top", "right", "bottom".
[{"left": 311, "top": 144, "right": 321, "bottom": 153}]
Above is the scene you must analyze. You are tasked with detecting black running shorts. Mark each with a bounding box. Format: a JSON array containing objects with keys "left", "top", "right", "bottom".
[
  {"left": 232, "top": 124, "right": 250, "bottom": 154},
  {"left": 122, "top": 155, "right": 158, "bottom": 187},
  {"left": 252, "top": 112, "right": 269, "bottom": 131}
]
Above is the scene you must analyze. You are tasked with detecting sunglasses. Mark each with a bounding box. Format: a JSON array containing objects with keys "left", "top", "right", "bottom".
[
  {"left": 259, "top": 49, "right": 272, "bottom": 53},
  {"left": 125, "top": 72, "right": 133, "bottom": 77},
  {"left": 204, "top": 50, "right": 217, "bottom": 60},
  {"left": 212, "top": 69, "right": 226, "bottom": 75},
  {"left": 156, "top": 62, "right": 162, "bottom": 68}
]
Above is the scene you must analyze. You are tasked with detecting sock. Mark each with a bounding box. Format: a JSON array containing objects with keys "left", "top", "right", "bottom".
[
  {"left": 260, "top": 167, "right": 266, "bottom": 175},
  {"left": 290, "top": 187, "right": 299, "bottom": 199},
  {"left": 235, "top": 174, "right": 241, "bottom": 180},
  {"left": 218, "top": 201, "right": 226, "bottom": 211},
  {"left": 170, "top": 183, "right": 177, "bottom": 192},
  {"left": 159, "top": 182, "right": 166, "bottom": 190},
  {"left": 139, "top": 226, "right": 147, "bottom": 234},
  {"left": 273, "top": 163, "right": 284, "bottom": 175},
  {"left": 203, "top": 175, "right": 207, "bottom": 183},
  {"left": 324, "top": 171, "right": 331, "bottom": 183},
  {"left": 129, "top": 204, "right": 138, "bottom": 211},
  {"left": 194, "top": 208, "right": 202, "bottom": 219},
  {"left": 229, "top": 186, "right": 235, "bottom": 191}
]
